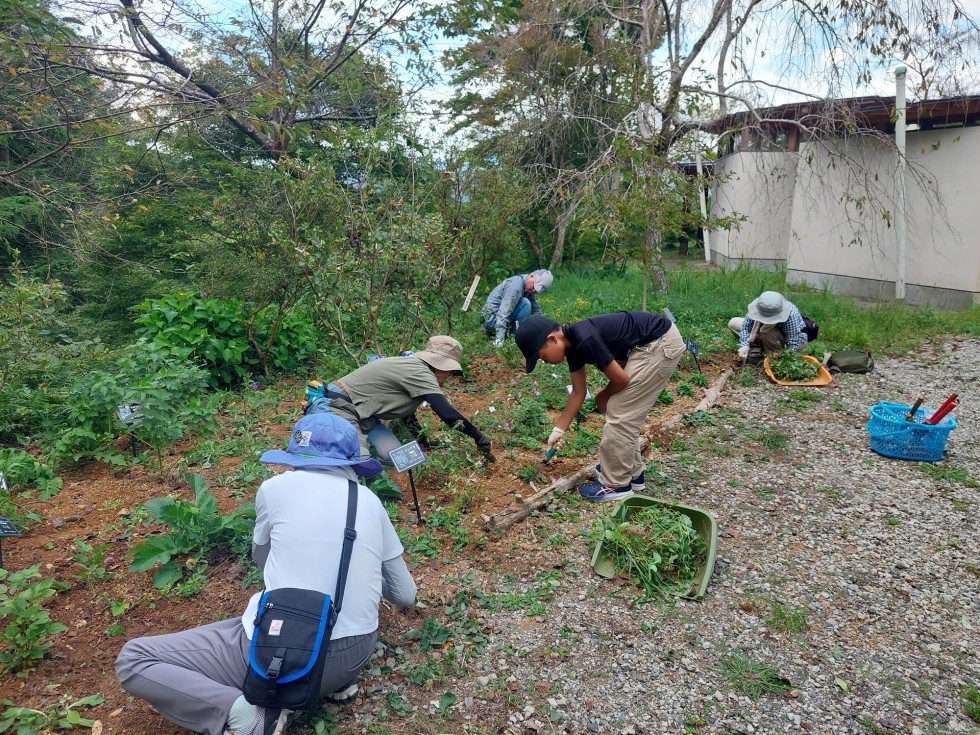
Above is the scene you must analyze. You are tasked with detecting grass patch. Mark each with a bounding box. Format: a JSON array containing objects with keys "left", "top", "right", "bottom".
[
  {"left": 773, "top": 389, "right": 824, "bottom": 413},
  {"left": 719, "top": 653, "right": 792, "bottom": 701},
  {"left": 766, "top": 602, "right": 809, "bottom": 635},
  {"left": 962, "top": 686, "right": 980, "bottom": 723},
  {"left": 914, "top": 464, "right": 979, "bottom": 488}
]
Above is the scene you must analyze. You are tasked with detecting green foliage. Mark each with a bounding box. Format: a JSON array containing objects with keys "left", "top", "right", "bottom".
[
  {"left": 0, "top": 449, "right": 61, "bottom": 500},
  {"left": 676, "top": 382, "right": 694, "bottom": 398},
  {"left": 49, "top": 340, "right": 217, "bottom": 472},
  {"left": 656, "top": 389, "right": 674, "bottom": 406},
  {"left": 71, "top": 540, "right": 111, "bottom": 588},
  {"left": 766, "top": 602, "right": 809, "bottom": 635},
  {"left": 128, "top": 474, "right": 254, "bottom": 590},
  {"left": 134, "top": 292, "right": 317, "bottom": 389},
  {"left": 370, "top": 472, "right": 403, "bottom": 501},
  {"left": 689, "top": 372, "right": 708, "bottom": 387},
  {"left": 962, "top": 686, "right": 980, "bottom": 723},
  {"left": 0, "top": 694, "right": 105, "bottom": 733},
  {"left": 596, "top": 506, "right": 706, "bottom": 599},
  {"left": 719, "top": 653, "right": 792, "bottom": 701},
  {"left": 768, "top": 350, "right": 819, "bottom": 382},
  {"left": 0, "top": 565, "right": 68, "bottom": 677}
]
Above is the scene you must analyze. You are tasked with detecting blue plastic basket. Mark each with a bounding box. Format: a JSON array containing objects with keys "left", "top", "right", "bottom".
[{"left": 866, "top": 401, "right": 956, "bottom": 462}]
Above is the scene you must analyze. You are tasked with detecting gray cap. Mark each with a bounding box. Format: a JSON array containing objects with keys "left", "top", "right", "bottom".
[{"left": 532, "top": 269, "right": 554, "bottom": 294}]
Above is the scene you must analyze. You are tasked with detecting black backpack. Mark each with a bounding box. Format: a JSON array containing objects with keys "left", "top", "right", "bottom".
[{"left": 802, "top": 316, "right": 819, "bottom": 343}]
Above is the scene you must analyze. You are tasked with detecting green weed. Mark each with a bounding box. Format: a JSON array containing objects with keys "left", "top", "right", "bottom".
[
  {"left": 0, "top": 694, "right": 104, "bottom": 732},
  {"left": 71, "top": 540, "right": 112, "bottom": 587},
  {"left": 774, "top": 389, "right": 824, "bottom": 413},
  {"left": 0, "top": 565, "right": 68, "bottom": 676},
  {"left": 719, "top": 653, "right": 792, "bottom": 701},
  {"left": 914, "top": 464, "right": 978, "bottom": 488},
  {"left": 766, "top": 602, "right": 809, "bottom": 635},
  {"left": 962, "top": 685, "right": 980, "bottom": 723}
]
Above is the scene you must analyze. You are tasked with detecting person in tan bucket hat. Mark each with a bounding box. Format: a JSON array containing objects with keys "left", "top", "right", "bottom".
[{"left": 306, "top": 336, "right": 494, "bottom": 464}]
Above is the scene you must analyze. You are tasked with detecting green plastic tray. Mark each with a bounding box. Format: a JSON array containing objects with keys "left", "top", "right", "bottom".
[{"left": 590, "top": 494, "right": 718, "bottom": 600}]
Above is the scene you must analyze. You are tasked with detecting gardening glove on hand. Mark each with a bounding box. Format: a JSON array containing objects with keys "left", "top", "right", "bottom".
[
  {"left": 547, "top": 427, "right": 566, "bottom": 451},
  {"left": 737, "top": 346, "right": 750, "bottom": 359},
  {"left": 493, "top": 338, "right": 504, "bottom": 349},
  {"left": 476, "top": 435, "right": 495, "bottom": 462}
]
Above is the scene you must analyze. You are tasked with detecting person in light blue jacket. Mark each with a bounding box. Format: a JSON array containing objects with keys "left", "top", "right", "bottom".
[{"left": 480, "top": 269, "right": 554, "bottom": 348}]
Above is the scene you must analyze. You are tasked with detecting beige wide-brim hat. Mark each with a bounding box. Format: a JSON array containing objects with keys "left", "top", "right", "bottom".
[
  {"left": 414, "top": 335, "right": 463, "bottom": 373},
  {"left": 747, "top": 291, "right": 791, "bottom": 324}
]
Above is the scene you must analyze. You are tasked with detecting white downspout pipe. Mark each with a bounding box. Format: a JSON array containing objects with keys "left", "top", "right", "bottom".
[
  {"left": 895, "top": 66, "right": 907, "bottom": 301},
  {"left": 695, "top": 147, "right": 711, "bottom": 263}
]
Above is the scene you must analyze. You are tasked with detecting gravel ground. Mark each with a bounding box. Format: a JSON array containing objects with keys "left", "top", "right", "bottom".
[{"left": 346, "top": 339, "right": 980, "bottom": 735}]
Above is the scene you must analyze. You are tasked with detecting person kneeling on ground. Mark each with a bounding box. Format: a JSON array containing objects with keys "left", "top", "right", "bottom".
[
  {"left": 307, "top": 335, "right": 494, "bottom": 463},
  {"left": 728, "top": 290, "right": 807, "bottom": 361},
  {"left": 516, "top": 310, "right": 686, "bottom": 503},
  {"left": 481, "top": 269, "right": 554, "bottom": 348},
  {"left": 115, "top": 413, "right": 417, "bottom": 735}
]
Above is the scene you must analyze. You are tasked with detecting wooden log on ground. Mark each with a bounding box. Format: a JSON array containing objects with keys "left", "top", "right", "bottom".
[{"left": 482, "top": 368, "right": 734, "bottom": 533}]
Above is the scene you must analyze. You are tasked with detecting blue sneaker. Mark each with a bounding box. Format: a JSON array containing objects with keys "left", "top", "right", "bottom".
[
  {"left": 595, "top": 465, "right": 645, "bottom": 492},
  {"left": 578, "top": 480, "right": 634, "bottom": 502}
]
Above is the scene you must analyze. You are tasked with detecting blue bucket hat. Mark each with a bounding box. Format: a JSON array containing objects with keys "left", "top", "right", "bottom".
[{"left": 260, "top": 413, "right": 383, "bottom": 478}]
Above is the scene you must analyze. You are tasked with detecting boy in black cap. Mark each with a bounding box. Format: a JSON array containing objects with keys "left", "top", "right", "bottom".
[{"left": 515, "top": 311, "right": 685, "bottom": 501}]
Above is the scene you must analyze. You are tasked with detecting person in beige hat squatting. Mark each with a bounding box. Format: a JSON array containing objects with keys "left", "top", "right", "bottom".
[
  {"left": 481, "top": 269, "right": 554, "bottom": 348},
  {"left": 116, "top": 412, "right": 416, "bottom": 735},
  {"left": 728, "top": 290, "right": 808, "bottom": 360},
  {"left": 306, "top": 336, "right": 494, "bottom": 463},
  {"left": 515, "top": 311, "right": 686, "bottom": 503}
]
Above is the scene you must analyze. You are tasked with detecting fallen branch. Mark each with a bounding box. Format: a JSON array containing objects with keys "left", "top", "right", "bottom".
[{"left": 482, "top": 369, "right": 733, "bottom": 533}]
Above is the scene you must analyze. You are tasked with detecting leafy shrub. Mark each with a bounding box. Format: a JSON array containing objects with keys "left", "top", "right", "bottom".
[
  {"left": 129, "top": 474, "right": 254, "bottom": 590},
  {"left": 656, "top": 389, "right": 674, "bottom": 406},
  {"left": 134, "top": 292, "right": 317, "bottom": 388},
  {"left": 0, "top": 449, "right": 61, "bottom": 530},
  {"left": 0, "top": 565, "right": 68, "bottom": 677},
  {"left": 676, "top": 382, "right": 694, "bottom": 398},
  {"left": 48, "top": 340, "right": 218, "bottom": 472},
  {"left": 0, "top": 449, "right": 61, "bottom": 499}
]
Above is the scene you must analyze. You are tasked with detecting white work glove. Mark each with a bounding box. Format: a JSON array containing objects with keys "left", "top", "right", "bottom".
[
  {"left": 547, "top": 427, "right": 566, "bottom": 451},
  {"left": 493, "top": 338, "right": 504, "bottom": 349},
  {"left": 737, "top": 346, "right": 750, "bottom": 359}
]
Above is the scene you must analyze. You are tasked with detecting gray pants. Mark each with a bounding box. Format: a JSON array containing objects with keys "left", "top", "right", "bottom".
[{"left": 115, "top": 619, "right": 376, "bottom": 735}]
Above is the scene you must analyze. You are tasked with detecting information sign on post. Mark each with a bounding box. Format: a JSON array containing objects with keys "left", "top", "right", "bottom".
[
  {"left": 388, "top": 441, "right": 427, "bottom": 524},
  {"left": 0, "top": 472, "right": 21, "bottom": 568}
]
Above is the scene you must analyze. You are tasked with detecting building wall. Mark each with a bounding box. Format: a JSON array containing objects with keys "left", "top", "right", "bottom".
[
  {"left": 710, "top": 126, "right": 980, "bottom": 309},
  {"left": 709, "top": 152, "right": 798, "bottom": 270}
]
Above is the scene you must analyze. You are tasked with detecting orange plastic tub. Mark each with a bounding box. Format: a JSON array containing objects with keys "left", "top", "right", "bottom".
[{"left": 763, "top": 354, "right": 833, "bottom": 387}]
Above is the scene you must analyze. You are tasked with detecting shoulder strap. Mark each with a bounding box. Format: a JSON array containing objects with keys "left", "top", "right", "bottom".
[{"left": 333, "top": 480, "right": 358, "bottom": 614}]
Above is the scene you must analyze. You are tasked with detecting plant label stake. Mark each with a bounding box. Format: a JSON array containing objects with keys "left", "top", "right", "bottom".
[
  {"left": 389, "top": 441, "right": 427, "bottom": 524},
  {"left": 0, "top": 472, "right": 19, "bottom": 568},
  {"left": 116, "top": 403, "right": 144, "bottom": 457}
]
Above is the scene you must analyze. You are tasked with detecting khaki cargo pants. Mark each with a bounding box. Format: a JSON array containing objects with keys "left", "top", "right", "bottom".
[{"left": 599, "top": 323, "right": 686, "bottom": 489}]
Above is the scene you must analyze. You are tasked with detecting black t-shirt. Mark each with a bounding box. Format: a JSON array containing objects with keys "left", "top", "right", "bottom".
[{"left": 562, "top": 311, "right": 672, "bottom": 372}]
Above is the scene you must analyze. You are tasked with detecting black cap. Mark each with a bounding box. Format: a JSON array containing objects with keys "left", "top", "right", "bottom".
[{"left": 515, "top": 314, "right": 559, "bottom": 373}]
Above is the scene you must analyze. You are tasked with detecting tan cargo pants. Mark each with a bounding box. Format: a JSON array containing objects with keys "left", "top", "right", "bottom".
[{"left": 598, "top": 323, "right": 686, "bottom": 489}]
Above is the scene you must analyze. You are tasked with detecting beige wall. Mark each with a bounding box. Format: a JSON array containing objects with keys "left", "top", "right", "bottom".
[
  {"left": 709, "top": 152, "right": 798, "bottom": 268},
  {"left": 710, "top": 126, "right": 980, "bottom": 308}
]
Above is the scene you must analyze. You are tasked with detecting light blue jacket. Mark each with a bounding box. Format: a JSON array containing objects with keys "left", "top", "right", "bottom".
[{"left": 481, "top": 274, "right": 542, "bottom": 341}]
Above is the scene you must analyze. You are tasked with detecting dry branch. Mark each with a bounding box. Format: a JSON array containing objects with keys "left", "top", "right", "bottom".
[{"left": 482, "top": 368, "right": 733, "bottom": 532}]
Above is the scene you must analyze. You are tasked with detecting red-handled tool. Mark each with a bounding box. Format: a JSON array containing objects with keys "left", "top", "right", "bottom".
[{"left": 925, "top": 393, "right": 958, "bottom": 425}]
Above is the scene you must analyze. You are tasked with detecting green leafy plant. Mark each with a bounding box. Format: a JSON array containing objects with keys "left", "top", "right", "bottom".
[
  {"left": 719, "top": 653, "right": 792, "bottom": 701},
  {"left": 128, "top": 474, "right": 254, "bottom": 589},
  {"left": 676, "top": 382, "right": 694, "bottom": 398},
  {"left": 656, "top": 389, "right": 674, "bottom": 406},
  {"left": 0, "top": 565, "right": 68, "bottom": 676},
  {"left": 595, "top": 505, "right": 706, "bottom": 599},
  {"left": 689, "top": 372, "right": 708, "bottom": 387},
  {"left": 0, "top": 449, "right": 62, "bottom": 500},
  {"left": 766, "top": 602, "right": 809, "bottom": 635},
  {"left": 134, "top": 292, "right": 317, "bottom": 388},
  {"left": 370, "top": 472, "right": 403, "bottom": 501},
  {"left": 0, "top": 694, "right": 105, "bottom": 733},
  {"left": 768, "top": 350, "right": 819, "bottom": 382},
  {"left": 71, "top": 540, "right": 111, "bottom": 587},
  {"left": 962, "top": 685, "right": 980, "bottom": 723}
]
